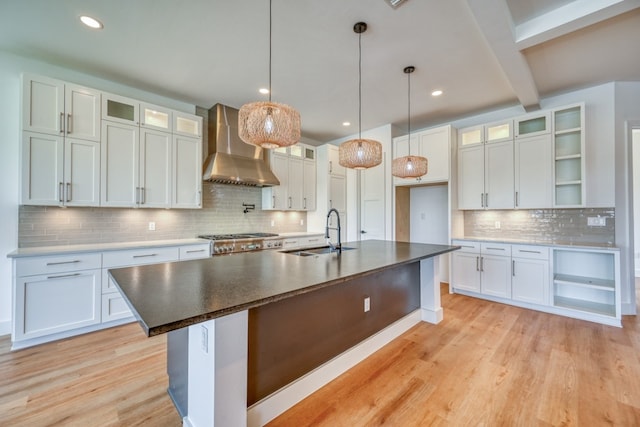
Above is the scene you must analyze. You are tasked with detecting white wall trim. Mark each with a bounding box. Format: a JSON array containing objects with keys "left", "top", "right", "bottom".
[{"left": 247, "top": 310, "right": 421, "bottom": 427}]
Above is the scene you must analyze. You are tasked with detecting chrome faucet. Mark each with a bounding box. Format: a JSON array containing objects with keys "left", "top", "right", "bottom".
[{"left": 325, "top": 208, "right": 342, "bottom": 253}]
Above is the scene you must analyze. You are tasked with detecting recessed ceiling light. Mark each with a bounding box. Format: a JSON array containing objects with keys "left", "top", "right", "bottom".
[
  {"left": 259, "top": 88, "right": 270, "bottom": 94},
  {"left": 431, "top": 90, "right": 443, "bottom": 97},
  {"left": 342, "top": 122, "right": 351, "bottom": 126},
  {"left": 80, "top": 15, "right": 103, "bottom": 29}
]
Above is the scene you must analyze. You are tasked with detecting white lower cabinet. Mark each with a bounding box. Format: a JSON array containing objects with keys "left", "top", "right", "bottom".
[
  {"left": 511, "top": 245, "right": 549, "bottom": 305},
  {"left": 13, "top": 253, "right": 102, "bottom": 342},
  {"left": 452, "top": 239, "right": 620, "bottom": 326},
  {"left": 12, "top": 242, "right": 212, "bottom": 349},
  {"left": 451, "top": 241, "right": 510, "bottom": 297},
  {"left": 282, "top": 235, "right": 325, "bottom": 250}
]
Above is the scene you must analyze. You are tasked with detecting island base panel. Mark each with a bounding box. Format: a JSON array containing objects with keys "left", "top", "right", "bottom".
[{"left": 247, "top": 262, "right": 420, "bottom": 405}]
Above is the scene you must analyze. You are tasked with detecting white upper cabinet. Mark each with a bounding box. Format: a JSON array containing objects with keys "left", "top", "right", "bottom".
[
  {"left": 173, "top": 112, "right": 203, "bottom": 138},
  {"left": 139, "top": 128, "right": 172, "bottom": 208},
  {"left": 23, "top": 74, "right": 101, "bottom": 142},
  {"left": 458, "top": 125, "right": 484, "bottom": 147},
  {"left": 100, "top": 121, "right": 140, "bottom": 207},
  {"left": 515, "top": 111, "right": 550, "bottom": 138},
  {"left": 140, "top": 103, "right": 172, "bottom": 133},
  {"left": 393, "top": 125, "right": 452, "bottom": 186},
  {"left": 484, "top": 120, "right": 512, "bottom": 144},
  {"left": 515, "top": 134, "right": 553, "bottom": 209},
  {"left": 173, "top": 134, "right": 203, "bottom": 209},
  {"left": 457, "top": 145, "right": 485, "bottom": 210},
  {"left": 102, "top": 93, "right": 139, "bottom": 126},
  {"left": 21, "top": 75, "right": 101, "bottom": 206},
  {"left": 327, "top": 144, "right": 345, "bottom": 177},
  {"left": 262, "top": 145, "right": 317, "bottom": 211}
]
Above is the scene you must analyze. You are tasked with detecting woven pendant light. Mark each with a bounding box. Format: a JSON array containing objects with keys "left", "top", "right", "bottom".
[
  {"left": 392, "top": 66, "right": 428, "bottom": 178},
  {"left": 339, "top": 22, "right": 382, "bottom": 170},
  {"left": 239, "top": 0, "right": 300, "bottom": 149}
]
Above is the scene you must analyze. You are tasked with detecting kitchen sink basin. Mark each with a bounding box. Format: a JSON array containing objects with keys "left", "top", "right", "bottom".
[{"left": 282, "top": 246, "right": 356, "bottom": 256}]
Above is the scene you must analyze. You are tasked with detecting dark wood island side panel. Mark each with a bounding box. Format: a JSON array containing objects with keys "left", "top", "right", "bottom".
[{"left": 247, "top": 262, "right": 420, "bottom": 405}]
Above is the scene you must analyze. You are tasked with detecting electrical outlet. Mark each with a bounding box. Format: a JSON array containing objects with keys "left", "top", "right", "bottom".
[
  {"left": 494, "top": 221, "right": 501, "bottom": 229},
  {"left": 300, "top": 219, "right": 304, "bottom": 226},
  {"left": 364, "top": 297, "right": 370, "bottom": 313},
  {"left": 271, "top": 220, "right": 275, "bottom": 227},
  {"left": 420, "top": 212, "right": 426, "bottom": 220},
  {"left": 148, "top": 222, "right": 156, "bottom": 231},
  {"left": 201, "top": 325, "right": 208, "bottom": 354},
  {"left": 587, "top": 217, "right": 606, "bottom": 227}
]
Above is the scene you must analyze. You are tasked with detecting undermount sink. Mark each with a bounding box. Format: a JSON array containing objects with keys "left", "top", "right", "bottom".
[{"left": 282, "top": 246, "right": 356, "bottom": 256}]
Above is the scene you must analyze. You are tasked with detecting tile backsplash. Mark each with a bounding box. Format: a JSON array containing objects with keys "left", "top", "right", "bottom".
[
  {"left": 463, "top": 208, "right": 615, "bottom": 245},
  {"left": 18, "top": 182, "right": 307, "bottom": 248}
]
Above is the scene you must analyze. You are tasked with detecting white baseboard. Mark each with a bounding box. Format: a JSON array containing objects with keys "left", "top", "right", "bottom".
[
  {"left": 0, "top": 320, "right": 11, "bottom": 337},
  {"left": 421, "top": 307, "right": 443, "bottom": 324},
  {"left": 247, "top": 310, "right": 422, "bottom": 427}
]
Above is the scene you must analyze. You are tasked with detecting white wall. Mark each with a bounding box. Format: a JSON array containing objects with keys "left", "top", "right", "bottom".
[
  {"left": 614, "top": 81, "right": 640, "bottom": 314},
  {"left": 633, "top": 129, "right": 640, "bottom": 276},
  {"left": 0, "top": 51, "right": 196, "bottom": 335}
]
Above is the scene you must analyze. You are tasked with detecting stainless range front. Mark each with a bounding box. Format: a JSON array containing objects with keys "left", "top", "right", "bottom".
[{"left": 198, "top": 233, "right": 283, "bottom": 255}]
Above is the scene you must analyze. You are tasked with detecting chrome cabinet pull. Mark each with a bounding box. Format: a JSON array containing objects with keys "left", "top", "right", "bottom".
[
  {"left": 186, "top": 249, "right": 206, "bottom": 253},
  {"left": 288, "top": 196, "right": 292, "bottom": 209},
  {"left": 519, "top": 249, "right": 541, "bottom": 254},
  {"left": 46, "top": 260, "right": 81, "bottom": 266},
  {"left": 515, "top": 191, "right": 519, "bottom": 207},
  {"left": 133, "top": 253, "right": 157, "bottom": 258},
  {"left": 485, "top": 193, "right": 488, "bottom": 208},
  {"left": 272, "top": 195, "right": 275, "bottom": 209},
  {"left": 59, "top": 112, "right": 65, "bottom": 134},
  {"left": 135, "top": 187, "right": 140, "bottom": 204},
  {"left": 47, "top": 272, "right": 81, "bottom": 279},
  {"left": 303, "top": 197, "right": 307, "bottom": 209},
  {"left": 66, "top": 182, "right": 71, "bottom": 202},
  {"left": 480, "top": 256, "right": 484, "bottom": 272},
  {"left": 480, "top": 193, "right": 484, "bottom": 207},
  {"left": 141, "top": 187, "right": 146, "bottom": 204},
  {"left": 486, "top": 247, "right": 505, "bottom": 251},
  {"left": 329, "top": 161, "right": 332, "bottom": 174},
  {"left": 59, "top": 182, "right": 64, "bottom": 202},
  {"left": 476, "top": 256, "right": 479, "bottom": 271},
  {"left": 512, "top": 260, "right": 515, "bottom": 276},
  {"left": 197, "top": 190, "right": 202, "bottom": 205},
  {"left": 66, "top": 113, "right": 72, "bottom": 134},
  {"left": 329, "top": 199, "right": 332, "bottom": 209}
]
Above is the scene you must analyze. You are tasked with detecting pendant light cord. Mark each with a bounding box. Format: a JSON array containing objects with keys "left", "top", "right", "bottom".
[
  {"left": 268, "top": 0, "right": 272, "bottom": 103},
  {"left": 358, "top": 30, "right": 362, "bottom": 141},
  {"left": 407, "top": 68, "right": 411, "bottom": 156}
]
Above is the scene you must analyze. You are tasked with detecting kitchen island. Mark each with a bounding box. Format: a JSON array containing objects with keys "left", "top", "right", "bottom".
[{"left": 109, "top": 239, "right": 459, "bottom": 427}]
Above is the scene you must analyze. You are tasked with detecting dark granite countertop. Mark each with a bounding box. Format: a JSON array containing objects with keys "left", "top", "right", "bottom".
[{"left": 109, "top": 240, "right": 459, "bottom": 336}]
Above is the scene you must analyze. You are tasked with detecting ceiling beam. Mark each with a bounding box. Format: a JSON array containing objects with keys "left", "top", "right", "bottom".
[
  {"left": 515, "top": 0, "right": 640, "bottom": 50},
  {"left": 466, "top": 0, "right": 540, "bottom": 110}
]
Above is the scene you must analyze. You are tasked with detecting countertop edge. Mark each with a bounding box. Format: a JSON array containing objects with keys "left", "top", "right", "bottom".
[
  {"left": 7, "top": 238, "right": 212, "bottom": 258},
  {"left": 452, "top": 237, "right": 618, "bottom": 251}
]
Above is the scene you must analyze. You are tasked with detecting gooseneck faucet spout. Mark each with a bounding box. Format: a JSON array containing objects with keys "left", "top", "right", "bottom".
[{"left": 325, "top": 208, "right": 342, "bottom": 253}]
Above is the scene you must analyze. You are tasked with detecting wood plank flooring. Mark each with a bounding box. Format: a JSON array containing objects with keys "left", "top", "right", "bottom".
[{"left": 1, "top": 284, "right": 639, "bottom": 426}]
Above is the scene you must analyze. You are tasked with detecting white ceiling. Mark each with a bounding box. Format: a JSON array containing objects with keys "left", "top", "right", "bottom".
[{"left": 1, "top": 0, "right": 639, "bottom": 143}]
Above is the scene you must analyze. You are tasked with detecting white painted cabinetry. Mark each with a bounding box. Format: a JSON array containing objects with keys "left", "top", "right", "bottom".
[
  {"left": 21, "top": 74, "right": 101, "bottom": 206},
  {"left": 262, "top": 144, "right": 316, "bottom": 211},
  {"left": 457, "top": 120, "right": 514, "bottom": 209},
  {"left": 451, "top": 239, "right": 620, "bottom": 326},
  {"left": 393, "top": 125, "right": 452, "bottom": 186},
  {"left": 552, "top": 104, "right": 585, "bottom": 207},
  {"left": 514, "top": 134, "right": 553, "bottom": 208},
  {"left": 11, "top": 241, "right": 212, "bottom": 349},
  {"left": 13, "top": 253, "right": 102, "bottom": 342},
  {"left": 173, "top": 134, "right": 203, "bottom": 208},
  {"left": 512, "top": 245, "right": 549, "bottom": 305}
]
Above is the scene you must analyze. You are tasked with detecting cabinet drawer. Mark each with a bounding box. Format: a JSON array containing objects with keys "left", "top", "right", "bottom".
[
  {"left": 102, "top": 293, "right": 134, "bottom": 323},
  {"left": 179, "top": 244, "right": 211, "bottom": 260},
  {"left": 481, "top": 243, "right": 511, "bottom": 256},
  {"left": 282, "top": 239, "right": 302, "bottom": 249},
  {"left": 512, "top": 245, "right": 549, "bottom": 260},
  {"left": 16, "top": 253, "right": 102, "bottom": 277},
  {"left": 452, "top": 240, "right": 480, "bottom": 254},
  {"left": 102, "top": 246, "right": 179, "bottom": 268},
  {"left": 303, "top": 236, "right": 324, "bottom": 247}
]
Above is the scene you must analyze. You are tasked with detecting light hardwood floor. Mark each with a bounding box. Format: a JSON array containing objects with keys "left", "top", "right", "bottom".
[{"left": 2, "top": 284, "right": 639, "bottom": 426}]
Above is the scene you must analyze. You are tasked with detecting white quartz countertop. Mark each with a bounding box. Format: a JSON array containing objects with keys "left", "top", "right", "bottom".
[
  {"left": 7, "top": 238, "right": 211, "bottom": 258},
  {"left": 452, "top": 237, "right": 619, "bottom": 251}
]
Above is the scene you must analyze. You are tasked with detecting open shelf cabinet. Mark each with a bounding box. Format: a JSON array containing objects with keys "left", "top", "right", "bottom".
[
  {"left": 553, "top": 104, "right": 585, "bottom": 207},
  {"left": 552, "top": 248, "right": 620, "bottom": 323}
]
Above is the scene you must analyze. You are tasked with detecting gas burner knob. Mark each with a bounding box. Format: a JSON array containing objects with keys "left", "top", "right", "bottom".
[
  {"left": 255, "top": 244, "right": 261, "bottom": 249},
  {"left": 214, "top": 247, "right": 221, "bottom": 253},
  {"left": 240, "top": 245, "right": 246, "bottom": 250}
]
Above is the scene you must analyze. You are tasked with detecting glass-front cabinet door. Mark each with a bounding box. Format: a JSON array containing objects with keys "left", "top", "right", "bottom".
[
  {"left": 515, "top": 112, "right": 550, "bottom": 138},
  {"left": 485, "top": 120, "right": 512, "bottom": 144},
  {"left": 141, "top": 103, "right": 172, "bottom": 133},
  {"left": 102, "top": 93, "right": 139, "bottom": 126}
]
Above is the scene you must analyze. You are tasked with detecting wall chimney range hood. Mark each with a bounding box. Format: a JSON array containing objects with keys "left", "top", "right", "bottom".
[{"left": 203, "top": 104, "right": 280, "bottom": 186}]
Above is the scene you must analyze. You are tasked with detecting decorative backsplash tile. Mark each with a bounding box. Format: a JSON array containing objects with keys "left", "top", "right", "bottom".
[
  {"left": 463, "top": 208, "right": 615, "bottom": 245},
  {"left": 18, "top": 182, "right": 307, "bottom": 248}
]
